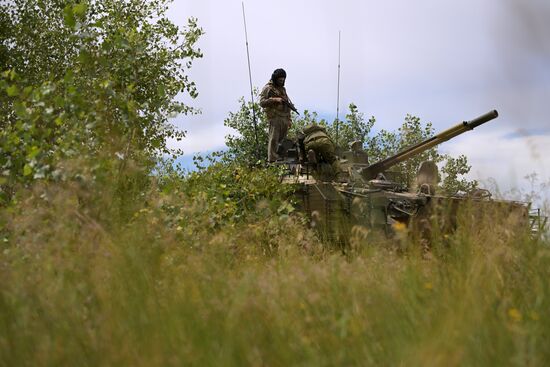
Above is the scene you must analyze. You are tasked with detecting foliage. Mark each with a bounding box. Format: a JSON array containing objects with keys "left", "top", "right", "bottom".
[
  {"left": 287, "top": 109, "right": 329, "bottom": 138},
  {"left": 329, "top": 103, "right": 375, "bottom": 149},
  {"left": 440, "top": 154, "right": 478, "bottom": 195},
  {"left": 364, "top": 114, "right": 442, "bottom": 185},
  {"left": 159, "top": 161, "right": 295, "bottom": 228},
  {"left": 0, "top": 0, "right": 203, "bottom": 192},
  {"left": 223, "top": 94, "right": 268, "bottom": 165}
]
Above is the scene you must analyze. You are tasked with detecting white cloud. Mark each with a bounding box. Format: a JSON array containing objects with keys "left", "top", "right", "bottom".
[
  {"left": 168, "top": 115, "right": 232, "bottom": 154},
  {"left": 442, "top": 128, "right": 550, "bottom": 203}
]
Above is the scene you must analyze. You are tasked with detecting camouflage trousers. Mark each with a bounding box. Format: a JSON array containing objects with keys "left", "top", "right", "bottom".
[{"left": 268, "top": 117, "right": 290, "bottom": 162}]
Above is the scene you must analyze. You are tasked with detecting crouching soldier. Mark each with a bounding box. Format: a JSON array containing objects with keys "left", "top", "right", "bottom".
[{"left": 301, "top": 124, "right": 341, "bottom": 179}]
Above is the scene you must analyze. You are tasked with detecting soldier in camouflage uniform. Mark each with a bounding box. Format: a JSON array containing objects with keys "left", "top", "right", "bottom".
[
  {"left": 302, "top": 124, "right": 340, "bottom": 178},
  {"left": 260, "top": 68, "right": 296, "bottom": 162}
]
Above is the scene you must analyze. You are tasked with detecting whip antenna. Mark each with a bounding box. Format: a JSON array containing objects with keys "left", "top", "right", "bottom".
[
  {"left": 336, "top": 30, "right": 341, "bottom": 146},
  {"left": 241, "top": 2, "right": 260, "bottom": 161}
]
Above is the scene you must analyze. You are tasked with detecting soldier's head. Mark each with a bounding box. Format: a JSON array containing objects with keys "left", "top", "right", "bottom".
[{"left": 271, "top": 68, "right": 286, "bottom": 87}]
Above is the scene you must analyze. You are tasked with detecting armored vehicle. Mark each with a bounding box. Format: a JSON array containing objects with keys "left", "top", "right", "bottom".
[{"left": 277, "top": 110, "right": 546, "bottom": 242}]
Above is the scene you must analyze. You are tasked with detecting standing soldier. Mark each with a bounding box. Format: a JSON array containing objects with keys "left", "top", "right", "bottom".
[{"left": 260, "top": 68, "right": 297, "bottom": 162}]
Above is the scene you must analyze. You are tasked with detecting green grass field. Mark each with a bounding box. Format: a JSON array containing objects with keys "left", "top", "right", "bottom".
[{"left": 1, "top": 175, "right": 549, "bottom": 367}]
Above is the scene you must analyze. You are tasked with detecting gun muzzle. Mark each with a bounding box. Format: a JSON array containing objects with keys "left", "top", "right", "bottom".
[{"left": 464, "top": 109, "right": 498, "bottom": 130}]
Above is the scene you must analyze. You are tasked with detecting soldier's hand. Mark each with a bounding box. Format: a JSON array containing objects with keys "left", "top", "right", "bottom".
[{"left": 272, "top": 97, "right": 284, "bottom": 104}]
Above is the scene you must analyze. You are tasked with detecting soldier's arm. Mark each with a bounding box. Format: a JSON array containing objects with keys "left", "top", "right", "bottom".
[{"left": 259, "top": 86, "right": 282, "bottom": 108}]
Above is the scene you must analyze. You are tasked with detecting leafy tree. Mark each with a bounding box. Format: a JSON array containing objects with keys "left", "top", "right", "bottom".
[
  {"left": 364, "top": 114, "right": 442, "bottom": 186},
  {"left": 223, "top": 94, "right": 268, "bottom": 165},
  {"left": 288, "top": 110, "right": 329, "bottom": 138},
  {"left": 440, "top": 154, "right": 477, "bottom": 195},
  {"left": 173, "top": 162, "right": 294, "bottom": 227},
  {"left": 0, "top": 0, "right": 203, "bottom": 193},
  {"left": 289, "top": 104, "right": 374, "bottom": 152},
  {"left": 223, "top": 98, "right": 372, "bottom": 166},
  {"left": 328, "top": 103, "right": 375, "bottom": 149}
]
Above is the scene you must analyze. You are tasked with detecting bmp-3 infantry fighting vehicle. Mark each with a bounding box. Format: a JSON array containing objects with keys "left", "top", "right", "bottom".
[{"left": 277, "top": 110, "right": 547, "bottom": 242}]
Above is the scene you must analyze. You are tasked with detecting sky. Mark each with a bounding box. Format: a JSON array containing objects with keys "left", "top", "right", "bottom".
[{"left": 167, "top": 0, "right": 550, "bottom": 204}]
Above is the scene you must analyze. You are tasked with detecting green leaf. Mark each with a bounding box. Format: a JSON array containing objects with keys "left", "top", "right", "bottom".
[
  {"left": 127, "top": 100, "right": 137, "bottom": 114},
  {"left": 64, "top": 70, "right": 74, "bottom": 84},
  {"left": 73, "top": 3, "right": 88, "bottom": 19},
  {"left": 23, "top": 86, "right": 33, "bottom": 97},
  {"left": 23, "top": 164, "right": 32, "bottom": 176},
  {"left": 6, "top": 85, "right": 19, "bottom": 97},
  {"left": 14, "top": 103, "right": 27, "bottom": 118},
  {"left": 28, "top": 146, "right": 41, "bottom": 159},
  {"left": 63, "top": 5, "right": 76, "bottom": 28},
  {"left": 78, "top": 50, "right": 91, "bottom": 64}
]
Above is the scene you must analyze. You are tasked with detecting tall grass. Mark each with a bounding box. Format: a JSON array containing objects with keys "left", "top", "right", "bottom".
[{"left": 1, "top": 169, "right": 549, "bottom": 366}]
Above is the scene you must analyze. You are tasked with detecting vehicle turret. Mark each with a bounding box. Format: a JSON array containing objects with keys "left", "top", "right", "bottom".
[{"left": 361, "top": 110, "right": 499, "bottom": 180}]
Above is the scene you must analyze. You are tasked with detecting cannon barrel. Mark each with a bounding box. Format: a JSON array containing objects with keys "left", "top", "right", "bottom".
[{"left": 362, "top": 110, "right": 499, "bottom": 180}]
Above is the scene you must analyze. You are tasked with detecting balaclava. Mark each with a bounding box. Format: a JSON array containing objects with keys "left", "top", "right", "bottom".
[{"left": 271, "top": 68, "right": 287, "bottom": 86}]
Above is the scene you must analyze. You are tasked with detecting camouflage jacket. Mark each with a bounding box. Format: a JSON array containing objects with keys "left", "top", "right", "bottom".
[
  {"left": 302, "top": 124, "right": 332, "bottom": 146},
  {"left": 259, "top": 81, "right": 293, "bottom": 120}
]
